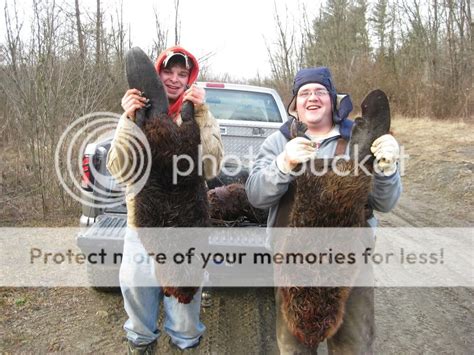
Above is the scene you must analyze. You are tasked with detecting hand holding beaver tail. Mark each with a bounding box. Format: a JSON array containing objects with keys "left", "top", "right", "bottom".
[
  {"left": 371, "top": 134, "right": 399, "bottom": 176},
  {"left": 121, "top": 88, "right": 148, "bottom": 120},
  {"left": 277, "top": 137, "right": 317, "bottom": 174}
]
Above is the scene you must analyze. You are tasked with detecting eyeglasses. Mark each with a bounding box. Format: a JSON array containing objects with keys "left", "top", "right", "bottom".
[{"left": 297, "top": 89, "right": 329, "bottom": 99}]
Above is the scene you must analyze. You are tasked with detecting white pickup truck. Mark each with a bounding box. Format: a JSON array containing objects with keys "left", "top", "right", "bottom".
[{"left": 77, "top": 82, "right": 287, "bottom": 287}]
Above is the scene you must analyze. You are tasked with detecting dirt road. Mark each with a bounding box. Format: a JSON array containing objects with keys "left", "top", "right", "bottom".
[
  {"left": 371, "top": 197, "right": 473, "bottom": 354},
  {"left": 2, "top": 286, "right": 472, "bottom": 354}
]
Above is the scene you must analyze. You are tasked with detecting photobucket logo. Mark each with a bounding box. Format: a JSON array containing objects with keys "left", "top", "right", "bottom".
[
  {"left": 172, "top": 146, "right": 258, "bottom": 184},
  {"left": 282, "top": 143, "right": 409, "bottom": 178},
  {"left": 54, "top": 112, "right": 151, "bottom": 208},
  {"left": 171, "top": 143, "right": 408, "bottom": 183}
]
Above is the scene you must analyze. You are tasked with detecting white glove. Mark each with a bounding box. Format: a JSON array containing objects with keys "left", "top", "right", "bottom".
[
  {"left": 370, "top": 134, "right": 400, "bottom": 176},
  {"left": 276, "top": 137, "right": 317, "bottom": 174}
]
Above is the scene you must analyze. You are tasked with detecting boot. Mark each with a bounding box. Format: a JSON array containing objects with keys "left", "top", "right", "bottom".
[{"left": 127, "top": 339, "right": 157, "bottom": 355}]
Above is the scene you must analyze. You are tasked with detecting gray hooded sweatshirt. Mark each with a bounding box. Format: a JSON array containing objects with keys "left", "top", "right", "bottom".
[{"left": 245, "top": 120, "right": 402, "bottom": 228}]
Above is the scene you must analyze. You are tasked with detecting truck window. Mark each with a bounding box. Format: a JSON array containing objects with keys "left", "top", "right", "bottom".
[{"left": 204, "top": 89, "right": 282, "bottom": 123}]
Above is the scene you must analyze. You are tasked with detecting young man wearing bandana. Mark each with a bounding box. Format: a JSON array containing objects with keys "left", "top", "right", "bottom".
[
  {"left": 107, "top": 46, "right": 223, "bottom": 354},
  {"left": 245, "top": 67, "right": 402, "bottom": 353}
]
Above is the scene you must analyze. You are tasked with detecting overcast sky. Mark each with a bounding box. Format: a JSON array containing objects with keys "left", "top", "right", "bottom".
[
  {"left": 1, "top": 0, "right": 318, "bottom": 79},
  {"left": 122, "top": 0, "right": 318, "bottom": 79}
]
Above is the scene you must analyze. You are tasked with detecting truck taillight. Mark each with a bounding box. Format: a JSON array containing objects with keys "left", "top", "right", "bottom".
[
  {"left": 81, "top": 155, "right": 94, "bottom": 190},
  {"left": 205, "top": 82, "right": 225, "bottom": 88}
]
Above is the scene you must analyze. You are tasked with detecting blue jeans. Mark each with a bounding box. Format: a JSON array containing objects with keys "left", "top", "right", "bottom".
[{"left": 119, "top": 229, "right": 205, "bottom": 349}]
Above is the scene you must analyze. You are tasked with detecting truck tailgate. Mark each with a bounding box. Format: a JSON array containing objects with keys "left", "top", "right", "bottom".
[{"left": 77, "top": 214, "right": 126, "bottom": 252}]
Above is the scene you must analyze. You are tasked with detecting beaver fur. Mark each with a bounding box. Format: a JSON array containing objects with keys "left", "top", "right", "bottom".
[
  {"left": 278, "top": 90, "right": 391, "bottom": 348},
  {"left": 208, "top": 183, "right": 268, "bottom": 224},
  {"left": 133, "top": 114, "right": 209, "bottom": 228},
  {"left": 125, "top": 47, "right": 208, "bottom": 304}
]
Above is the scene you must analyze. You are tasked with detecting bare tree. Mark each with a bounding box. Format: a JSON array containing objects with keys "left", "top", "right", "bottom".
[
  {"left": 265, "top": 1, "right": 301, "bottom": 102},
  {"left": 95, "top": 0, "right": 102, "bottom": 65},
  {"left": 3, "top": 0, "right": 23, "bottom": 73},
  {"left": 1, "top": 0, "right": 128, "bottom": 221},
  {"left": 174, "top": 0, "right": 181, "bottom": 45},
  {"left": 110, "top": 0, "right": 126, "bottom": 62},
  {"left": 74, "top": 0, "right": 85, "bottom": 61},
  {"left": 151, "top": 5, "right": 168, "bottom": 59}
]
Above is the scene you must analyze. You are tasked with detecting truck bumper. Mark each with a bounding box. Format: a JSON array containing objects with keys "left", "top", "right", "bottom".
[{"left": 76, "top": 215, "right": 126, "bottom": 287}]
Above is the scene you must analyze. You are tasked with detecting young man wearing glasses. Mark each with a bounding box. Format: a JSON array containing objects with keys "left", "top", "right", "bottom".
[{"left": 245, "top": 67, "right": 402, "bottom": 353}]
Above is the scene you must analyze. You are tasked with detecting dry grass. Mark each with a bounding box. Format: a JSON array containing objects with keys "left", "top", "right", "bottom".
[
  {"left": 391, "top": 116, "right": 473, "bottom": 223},
  {"left": 0, "top": 144, "right": 80, "bottom": 227}
]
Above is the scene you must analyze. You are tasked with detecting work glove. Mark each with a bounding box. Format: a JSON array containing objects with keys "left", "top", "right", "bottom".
[
  {"left": 370, "top": 134, "right": 400, "bottom": 176},
  {"left": 276, "top": 137, "right": 317, "bottom": 174}
]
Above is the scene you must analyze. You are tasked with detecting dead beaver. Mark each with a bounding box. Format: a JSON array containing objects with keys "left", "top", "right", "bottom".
[
  {"left": 277, "top": 89, "right": 390, "bottom": 348},
  {"left": 125, "top": 47, "right": 208, "bottom": 304}
]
